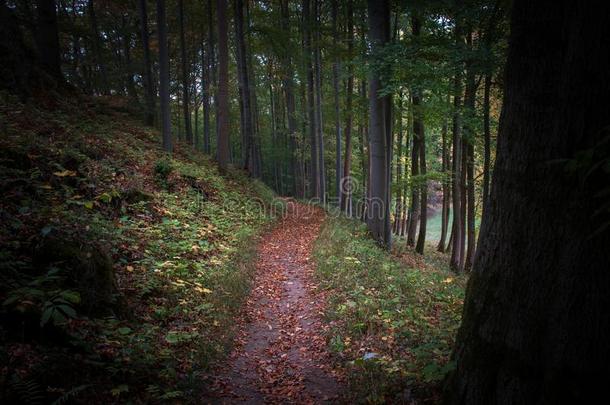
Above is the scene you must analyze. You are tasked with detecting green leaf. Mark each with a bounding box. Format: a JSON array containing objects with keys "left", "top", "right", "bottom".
[
  {"left": 117, "top": 327, "right": 132, "bottom": 335},
  {"left": 97, "top": 192, "right": 113, "bottom": 203},
  {"left": 60, "top": 291, "right": 81, "bottom": 304},
  {"left": 110, "top": 384, "right": 129, "bottom": 397},
  {"left": 165, "top": 332, "right": 180, "bottom": 344},
  {"left": 41, "top": 307, "right": 53, "bottom": 327}
]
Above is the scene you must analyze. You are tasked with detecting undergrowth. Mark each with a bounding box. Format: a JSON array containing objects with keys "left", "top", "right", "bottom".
[
  {"left": 0, "top": 92, "right": 277, "bottom": 403},
  {"left": 313, "top": 216, "right": 466, "bottom": 404}
]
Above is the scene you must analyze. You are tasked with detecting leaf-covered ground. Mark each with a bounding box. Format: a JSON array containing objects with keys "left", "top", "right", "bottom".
[
  {"left": 313, "top": 215, "right": 467, "bottom": 404},
  {"left": 0, "top": 93, "right": 277, "bottom": 403},
  {"left": 205, "top": 201, "right": 344, "bottom": 403}
]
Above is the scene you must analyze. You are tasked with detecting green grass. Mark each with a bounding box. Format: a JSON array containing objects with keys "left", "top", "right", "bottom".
[{"left": 313, "top": 216, "right": 467, "bottom": 404}]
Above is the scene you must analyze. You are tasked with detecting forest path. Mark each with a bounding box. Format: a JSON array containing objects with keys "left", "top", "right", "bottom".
[{"left": 206, "top": 200, "right": 343, "bottom": 404}]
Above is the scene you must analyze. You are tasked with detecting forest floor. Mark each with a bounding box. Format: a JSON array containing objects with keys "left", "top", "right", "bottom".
[{"left": 205, "top": 201, "right": 344, "bottom": 403}]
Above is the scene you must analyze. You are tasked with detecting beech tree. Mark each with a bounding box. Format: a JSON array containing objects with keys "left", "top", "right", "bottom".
[
  {"left": 445, "top": 1, "right": 610, "bottom": 403},
  {"left": 156, "top": 0, "right": 171, "bottom": 153},
  {"left": 366, "top": 0, "right": 391, "bottom": 247},
  {"left": 216, "top": 0, "right": 230, "bottom": 172},
  {"left": 137, "top": 0, "right": 155, "bottom": 126},
  {"left": 178, "top": 0, "right": 193, "bottom": 145},
  {"left": 36, "top": 0, "right": 61, "bottom": 79}
]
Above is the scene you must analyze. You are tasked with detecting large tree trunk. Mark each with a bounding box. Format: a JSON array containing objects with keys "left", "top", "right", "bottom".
[
  {"left": 138, "top": 0, "right": 155, "bottom": 126},
  {"left": 216, "top": 0, "right": 230, "bottom": 172},
  {"left": 445, "top": 1, "right": 610, "bottom": 403},
  {"left": 366, "top": 0, "right": 391, "bottom": 247},
  {"left": 178, "top": 0, "right": 193, "bottom": 145},
  {"left": 36, "top": 0, "right": 61, "bottom": 79},
  {"left": 156, "top": 0, "right": 171, "bottom": 153}
]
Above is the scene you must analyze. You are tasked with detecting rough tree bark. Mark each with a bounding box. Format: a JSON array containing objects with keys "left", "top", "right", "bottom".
[{"left": 445, "top": 1, "right": 610, "bottom": 403}]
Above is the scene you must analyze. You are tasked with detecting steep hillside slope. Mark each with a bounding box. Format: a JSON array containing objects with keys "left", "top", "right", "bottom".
[{"left": 0, "top": 92, "right": 277, "bottom": 403}]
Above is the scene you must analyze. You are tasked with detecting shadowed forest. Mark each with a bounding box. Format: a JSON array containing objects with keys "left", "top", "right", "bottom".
[{"left": 0, "top": 0, "right": 608, "bottom": 404}]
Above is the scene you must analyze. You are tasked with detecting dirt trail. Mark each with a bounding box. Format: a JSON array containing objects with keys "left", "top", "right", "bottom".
[{"left": 207, "top": 201, "right": 343, "bottom": 404}]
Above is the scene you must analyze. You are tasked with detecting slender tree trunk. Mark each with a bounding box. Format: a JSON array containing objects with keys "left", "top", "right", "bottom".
[
  {"left": 208, "top": 0, "right": 218, "bottom": 156},
  {"left": 178, "top": 0, "right": 193, "bottom": 144},
  {"left": 393, "top": 95, "right": 403, "bottom": 233},
  {"left": 36, "top": 0, "right": 61, "bottom": 79},
  {"left": 245, "top": 0, "right": 261, "bottom": 178},
  {"left": 279, "top": 0, "right": 299, "bottom": 196},
  {"left": 446, "top": 2, "right": 610, "bottom": 403},
  {"left": 438, "top": 114, "right": 450, "bottom": 252},
  {"left": 332, "top": 0, "right": 341, "bottom": 204},
  {"left": 314, "top": 0, "right": 325, "bottom": 204},
  {"left": 138, "top": 0, "right": 155, "bottom": 126},
  {"left": 366, "top": 0, "right": 391, "bottom": 248},
  {"left": 216, "top": 0, "right": 230, "bottom": 172},
  {"left": 412, "top": 15, "right": 427, "bottom": 254},
  {"left": 341, "top": 0, "right": 354, "bottom": 213},
  {"left": 482, "top": 72, "right": 492, "bottom": 211},
  {"left": 88, "top": 0, "right": 109, "bottom": 95},
  {"left": 463, "top": 31, "right": 477, "bottom": 271},
  {"left": 201, "top": 29, "right": 211, "bottom": 153},
  {"left": 234, "top": 0, "right": 254, "bottom": 175},
  {"left": 121, "top": 17, "right": 139, "bottom": 104},
  {"left": 407, "top": 97, "right": 420, "bottom": 247},
  {"left": 449, "top": 12, "right": 464, "bottom": 272},
  {"left": 303, "top": 0, "right": 318, "bottom": 198},
  {"left": 156, "top": 0, "right": 171, "bottom": 152},
  {"left": 400, "top": 106, "right": 411, "bottom": 237}
]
